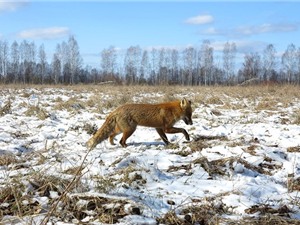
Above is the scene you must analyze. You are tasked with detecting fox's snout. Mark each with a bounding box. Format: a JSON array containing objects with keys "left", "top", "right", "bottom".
[{"left": 183, "top": 117, "right": 193, "bottom": 125}]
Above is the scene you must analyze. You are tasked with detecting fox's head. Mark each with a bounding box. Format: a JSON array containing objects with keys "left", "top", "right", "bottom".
[{"left": 180, "top": 98, "right": 193, "bottom": 125}]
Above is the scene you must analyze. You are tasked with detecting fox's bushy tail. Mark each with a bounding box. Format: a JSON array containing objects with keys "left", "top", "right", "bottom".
[{"left": 87, "top": 113, "right": 116, "bottom": 149}]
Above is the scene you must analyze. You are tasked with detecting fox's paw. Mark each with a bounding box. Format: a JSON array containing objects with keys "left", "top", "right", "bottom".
[{"left": 185, "top": 135, "right": 190, "bottom": 141}]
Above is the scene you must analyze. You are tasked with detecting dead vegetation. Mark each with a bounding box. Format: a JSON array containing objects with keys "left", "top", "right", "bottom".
[
  {"left": 1, "top": 84, "right": 300, "bottom": 224},
  {"left": 54, "top": 194, "right": 138, "bottom": 224},
  {"left": 0, "top": 153, "right": 18, "bottom": 166},
  {"left": 0, "top": 100, "right": 11, "bottom": 116}
]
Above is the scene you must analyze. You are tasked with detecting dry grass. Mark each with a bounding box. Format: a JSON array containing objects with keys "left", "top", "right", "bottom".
[
  {"left": 25, "top": 105, "right": 49, "bottom": 120},
  {"left": 0, "top": 154, "right": 18, "bottom": 166},
  {"left": 157, "top": 202, "right": 297, "bottom": 225},
  {"left": 1, "top": 84, "right": 300, "bottom": 224},
  {"left": 292, "top": 110, "right": 300, "bottom": 125},
  {"left": 57, "top": 194, "right": 137, "bottom": 224},
  {"left": 0, "top": 100, "right": 11, "bottom": 116},
  {"left": 2, "top": 84, "right": 300, "bottom": 112}
]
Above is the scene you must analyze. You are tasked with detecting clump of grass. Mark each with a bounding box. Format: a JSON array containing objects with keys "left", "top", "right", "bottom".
[
  {"left": 82, "top": 123, "right": 98, "bottom": 135},
  {"left": 245, "top": 204, "right": 292, "bottom": 216},
  {"left": 157, "top": 211, "right": 183, "bottom": 225},
  {"left": 55, "top": 194, "right": 134, "bottom": 224},
  {"left": 94, "top": 175, "right": 116, "bottom": 193},
  {"left": 255, "top": 99, "right": 276, "bottom": 111},
  {"left": 25, "top": 105, "right": 49, "bottom": 120},
  {"left": 157, "top": 200, "right": 232, "bottom": 225},
  {"left": 117, "top": 165, "right": 147, "bottom": 187},
  {"left": 205, "top": 95, "right": 224, "bottom": 105},
  {"left": 54, "top": 97, "right": 85, "bottom": 112},
  {"left": 0, "top": 177, "right": 39, "bottom": 219},
  {"left": 0, "top": 100, "right": 12, "bottom": 116},
  {"left": 292, "top": 110, "right": 300, "bottom": 124},
  {"left": 0, "top": 154, "right": 18, "bottom": 166},
  {"left": 287, "top": 146, "right": 300, "bottom": 153},
  {"left": 287, "top": 174, "right": 300, "bottom": 192},
  {"left": 0, "top": 170, "right": 83, "bottom": 221},
  {"left": 188, "top": 135, "right": 228, "bottom": 152},
  {"left": 241, "top": 214, "right": 300, "bottom": 225}
]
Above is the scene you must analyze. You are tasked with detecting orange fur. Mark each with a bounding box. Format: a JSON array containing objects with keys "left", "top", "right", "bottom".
[{"left": 87, "top": 98, "right": 193, "bottom": 148}]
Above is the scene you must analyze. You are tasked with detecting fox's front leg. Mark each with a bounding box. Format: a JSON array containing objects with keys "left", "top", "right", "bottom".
[
  {"left": 164, "top": 127, "right": 190, "bottom": 141},
  {"left": 155, "top": 128, "right": 170, "bottom": 145}
]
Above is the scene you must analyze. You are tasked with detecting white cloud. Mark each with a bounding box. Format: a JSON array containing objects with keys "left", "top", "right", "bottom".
[
  {"left": 200, "top": 27, "right": 224, "bottom": 35},
  {"left": 185, "top": 14, "right": 214, "bottom": 25},
  {"left": 198, "top": 23, "right": 298, "bottom": 39},
  {"left": 17, "top": 27, "right": 71, "bottom": 39},
  {"left": 234, "top": 23, "right": 298, "bottom": 36},
  {"left": 210, "top": 40, "right": 267, "bottom": 53},
  {"left": 0, "top": 2, "right": 28, "bottom": 13}
]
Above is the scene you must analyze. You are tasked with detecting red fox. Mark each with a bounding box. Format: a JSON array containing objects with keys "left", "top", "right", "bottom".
[{"left": 87, "top": 98, "right": 193, "bottom": 149}]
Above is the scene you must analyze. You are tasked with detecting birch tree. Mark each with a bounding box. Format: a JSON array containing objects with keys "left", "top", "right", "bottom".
[
  {"left": 201, "top": 40, "right": 214, "bottom": 85},
  {"left": 140, "top": 50, "right": 150, "bottom": 84},
  {"left": 183, "top": 46, "right": 196, "bottom": 85},
  {"left": 282, "top": 43, "right": 297, "bottom": 84},
  {"left": 297, "top": 47, "right": 300, "bottom": 85},
  {"left": 10, "top": 41, "right": 19, "bottom": 83},
  {"left": 242, "top": 53, "right": 261, "bottom": 81},
  {"left": 0, "top": 40, "right": 9, "bottom": 80},
  {"left": 262, "top": 44, "right": 276, "bottom": 82},
  {"left": 68, "top": 35, "right": 82, "bottom": 84},
  {"left": 124, "top": 45, "right": 141, "bottom": 85},
  {"left": 100, "top": 46, "right": 117, "bottom": 82},
  {"left": 223, "top": 42, "right": 236, "bottom": 84},
  {"left": 38, "top": 44, "right": 47, "bottom": 84},
  {"left": 150, "top": 48, "right": 159, "bottom": 85}
]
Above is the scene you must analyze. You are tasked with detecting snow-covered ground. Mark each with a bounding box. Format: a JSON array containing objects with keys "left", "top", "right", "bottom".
[{"left": 0, "top": 86, "right": 300, "bottom": 224}]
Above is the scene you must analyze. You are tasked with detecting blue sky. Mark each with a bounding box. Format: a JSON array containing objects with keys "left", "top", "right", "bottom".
[{"left": 0, "top": 1, "right": 300, "bottom": 68}]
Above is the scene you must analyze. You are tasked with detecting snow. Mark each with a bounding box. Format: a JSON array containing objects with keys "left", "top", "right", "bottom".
[{"left": 0, "top": 87, "right": 300, "bottom": 224}]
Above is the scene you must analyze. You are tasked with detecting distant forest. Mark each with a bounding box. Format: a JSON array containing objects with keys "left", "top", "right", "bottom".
[{"left": 0, "top": 35, "right": 300, "bottom": 85}]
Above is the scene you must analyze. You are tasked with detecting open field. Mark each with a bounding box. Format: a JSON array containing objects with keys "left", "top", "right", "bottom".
[{"left": 1, "top": 85, "right": 300, "bottom": 224}]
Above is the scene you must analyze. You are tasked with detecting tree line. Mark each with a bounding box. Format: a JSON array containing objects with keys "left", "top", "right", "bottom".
[{"left": 0, "top": 36, "right": 300, "bottom": 85}]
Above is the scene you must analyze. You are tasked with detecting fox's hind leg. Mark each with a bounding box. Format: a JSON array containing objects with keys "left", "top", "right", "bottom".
[
  {"left": 109, "top": 126, "right": 121, "bottom": 145},
  {"left": 119, "top": 127, "right": 136, "bottom": 147},
  {"left": 117, "top": 117, "right": 137, "bottom": 147}
]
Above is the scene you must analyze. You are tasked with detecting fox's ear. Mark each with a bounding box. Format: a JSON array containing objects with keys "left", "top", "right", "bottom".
[{"left": 180, "top": 98, "right": 189, "bottom": 108}]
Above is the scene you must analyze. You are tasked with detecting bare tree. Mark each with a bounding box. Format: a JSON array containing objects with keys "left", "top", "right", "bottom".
[
  {"left": 19, "top": 40, "right": 36, "bottom": 83},
  {"left": 282, "top": 43, "right": 297, "bottom": 84},
  {"left": 10, "top": 41, "right": 19, "bottom": 83},
  {"left": 38, "top": 44, "right": 47, "bottom": 84},
  {"left": 140, "top": 50, "right": 150, "bottom": 84},
  {"left": 0, "top": 40, "right": 9, "bottom": 81},
  {"left": 223, "top": 42, "right": 236, "bottom": 84},
  {"left": 183, "top": 46, "right": 197, "bottom": 85},
  {"left": 68, "top": 35, "right": 82, "bottom": 84},
  {"left": 90, "top": 68, "right": 99, "bottom": 83},
  {"left": 262, "top": 44, "right": 276, "bottom": 82},
  {"left": 242, "top": 53, "right": 261, "bottom": 82},
  {"left": 124, "top": 45, "right": 141, "bottom": 85},
  {"left": 158, "top": 48, "right": 168, "bottom": 85},
  {"left": 297, "top": 47, "right": 300, "bottom": 85},
  {"left": 52, "top": 53, "right": 61, "bottom": 84},
  {"left": 100, "top": 46, "right": 117, "bottom": 82},
  {"left": 60, "top": 41, "right": 70, "bottom": 83},
  {"left": 200, "top": 40, "right": 214, "bottom": 85},
  {"left": 150, "top": 48, "right": 159, "bottom": 85},
  {"left": 170, "top": 49, "right": 179, "bottom": 84}
]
